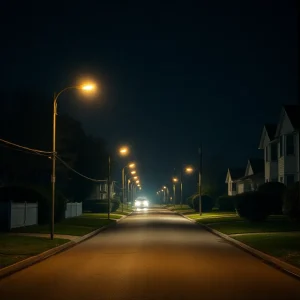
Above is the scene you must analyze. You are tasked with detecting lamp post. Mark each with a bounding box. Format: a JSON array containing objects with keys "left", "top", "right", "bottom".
[
  {"left": 118, "top": 146, "right": 130, "bottom": 212},
  {"left": 172, "top": 177, "right": 178, "bottom": 208},
  {"left": 198, "top": 144, "right": 203, "bottom": 216},
  {"left": 121, "top": 162, "right": 135, "bottom": 212},
  {"left": 51, "top": 83, "right": 95, "bottom": 240}
]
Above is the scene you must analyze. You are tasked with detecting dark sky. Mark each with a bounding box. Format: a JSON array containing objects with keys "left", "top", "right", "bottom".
[{"left": 0, "top": 0, "right": 298, "bottom": 198}]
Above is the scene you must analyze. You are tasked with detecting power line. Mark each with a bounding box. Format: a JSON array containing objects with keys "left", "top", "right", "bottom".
[
  {"left": 0, "top": 138, "right": 52, "bottom": 154},
  {"left": 0, "top": 143, "right": 51, "bottom": 157},
  {"left": 55, "top": 155, "right": 107, "bottom": 183}
]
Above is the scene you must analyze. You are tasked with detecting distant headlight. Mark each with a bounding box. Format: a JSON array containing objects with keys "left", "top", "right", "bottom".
[
  {"left": 135, "top": 201, "right": 141, "bottom": 207},
  {"left": 143, "top": 200, "right": 149, "bottom": 206}
]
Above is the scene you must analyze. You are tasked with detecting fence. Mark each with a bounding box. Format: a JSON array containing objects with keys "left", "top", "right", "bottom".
[
  {"left": 65, "top": 202, "right": 82, "bottom": 218},
  {"left": 10, "top": 202, "right": 38, "bottom": 229}
]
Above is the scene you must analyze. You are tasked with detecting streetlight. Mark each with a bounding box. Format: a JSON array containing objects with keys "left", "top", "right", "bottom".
[
  {"left": 51, "top": 83, "right": 96, "bottom": 240},
  {"left": 177, "top": 165, "right": 194, "bottom": 208},
  {"left": 172, "top": 177, "right": 178, "bottom": 207},
  {"left": 119, "top": 146, "right": 129, "bottom": 156},
  {"left": 131, "top": 170, "right": 136, "bottom": 175},
  {"left": 121, "top": 160, "right": 134, "bottom": 212}
]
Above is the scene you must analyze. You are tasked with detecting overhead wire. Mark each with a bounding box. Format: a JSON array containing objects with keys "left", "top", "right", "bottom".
[
  {"left": 55, "top": 154, "right": 107, "bottom": 182},
  {"left": 0, "top": 138, "right": 52, "bottom": 154}
]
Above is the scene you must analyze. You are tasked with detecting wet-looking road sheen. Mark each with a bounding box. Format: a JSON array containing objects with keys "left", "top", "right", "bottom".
[{"left": 0, "top": 208, "right": 300, "bottom": 300}]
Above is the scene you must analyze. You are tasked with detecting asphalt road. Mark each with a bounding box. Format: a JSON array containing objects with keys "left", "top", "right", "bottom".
[{"left": 1, "top": 208, "right": 300, "bottom": 300}]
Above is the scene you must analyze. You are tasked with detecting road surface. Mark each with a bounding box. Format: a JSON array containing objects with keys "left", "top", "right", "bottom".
[{"left": 1, "top": 208, "right": 300, "bottom": 299}]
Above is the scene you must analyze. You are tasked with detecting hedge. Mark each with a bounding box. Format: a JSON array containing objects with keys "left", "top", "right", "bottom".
[
  {"left": 283, "top": 182, "right": 300, "bottom": 221},
  {"left": 235, "top": 191, "right": 270, "bottom": 222},
  {"left": 257, "top": 182, "right": 286, "bottom": 214},
  {"left": 216, "top": 195, "right": 236, "bottom": 212}
]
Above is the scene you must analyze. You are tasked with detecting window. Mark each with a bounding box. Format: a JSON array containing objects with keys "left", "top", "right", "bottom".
[
  {"left": 286, "top": 134, "right": 294, "bottom": 155},
  {"left": 286, "top": 174, "right": 294, "bottom": 186},
  {"left": 271, "top": 143, "right": 277, "bottom": 161},
  {"left": 279, "top": 136, "right": 284, "bottom": 157},
  {"left": 265, "top": 146, "right": 269, "bottom": 162}
]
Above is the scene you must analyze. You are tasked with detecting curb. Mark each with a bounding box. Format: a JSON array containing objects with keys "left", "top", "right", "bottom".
[
  {"left": 0, "top": 213, "right": 131, "bottom": 280},
  {"left": 178, "top": 212, "right": 300, "bottom": 280}
]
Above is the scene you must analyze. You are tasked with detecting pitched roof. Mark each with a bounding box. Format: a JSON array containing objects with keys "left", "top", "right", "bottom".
[
  {"left": 229, "top": 168, "right": 245, "bottom": 180},
  {"left": 249, "top": 158, "right": 264, "bottom": 174},
  {"left": 264, "top": 124, "right": 277, "bottom": 141},
  {"left": 284, "top": 105, "right": 300, "bottom": 130}
]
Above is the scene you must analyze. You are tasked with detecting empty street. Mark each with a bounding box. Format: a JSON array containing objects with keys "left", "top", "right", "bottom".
[{"left": 0, "top": 208, "right": 300, "bottom": 300}]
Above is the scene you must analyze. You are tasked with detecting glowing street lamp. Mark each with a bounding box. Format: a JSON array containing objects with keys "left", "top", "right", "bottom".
[
  {"left": 185, "top": 167, "right": 194, "bottom": 174},
  {"left": 131, "top": 170, "right": 136, "bottom": 175},
  {"left": 51, "top": 82, "right": 96, "bottom": 240},
  {"left": 119, "top": 146, "right": 129, "bottom": 156}
]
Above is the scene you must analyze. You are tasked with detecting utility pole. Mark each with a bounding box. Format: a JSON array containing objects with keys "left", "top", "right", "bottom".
[
  {"left": 180, "top": 171, "right": 183, "bottom": 208},
  {"left": 198, "top": 144, "right": 203, "bottom": 216},
  {"left": 173, "top": 183, "right": 176, "bottom": 207}
]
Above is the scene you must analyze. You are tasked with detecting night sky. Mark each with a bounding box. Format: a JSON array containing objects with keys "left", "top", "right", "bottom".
[{"left": 1, "top": 1, "right": 298, "bottom": 198}]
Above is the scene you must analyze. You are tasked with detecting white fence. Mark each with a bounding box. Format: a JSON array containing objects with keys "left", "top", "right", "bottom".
[
  {"left": 10, "top": 202, "right": 38, "bottom": 229},
  {"left": 65, "top": 202, "right": 82, "bottom": 218}
]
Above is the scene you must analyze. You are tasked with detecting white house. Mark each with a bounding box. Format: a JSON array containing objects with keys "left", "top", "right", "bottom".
[
  {"left": 225, "top": 168, "right": 244, "bottom": 195},
  {"left": 259, "top": 105, "right": 300, "bottom": 186},
  {"left": 226, "top": 159, "right": 264, "bottom": 195},
  {"left": 89, "top": 181, "right": 115, "bottom": 200}
]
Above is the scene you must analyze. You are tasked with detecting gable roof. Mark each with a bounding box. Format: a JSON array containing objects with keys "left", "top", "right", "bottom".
[
  {"left": 258, "top": 123, "right": 277, "bottom": 149},
  {"left": 248, "top": 158, "right": 264, "bottom": 174},
  {"left": 275, "top": 105, "right": 300, "bottom": 137},
  {"left": 225, "top": 168, "right": 245, "bottom": 183}
]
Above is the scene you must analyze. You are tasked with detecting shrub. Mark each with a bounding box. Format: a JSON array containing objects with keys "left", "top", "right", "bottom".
[
  {"left": 111, "top": 196, "right": 121, "bottom": 212},
  {"left": 258, "top": 182, "right": 286, "bottom": 214},
  {"left": 283, "top": 182, "right": 300, "bottom": 221},
  {"left": 83, "top": 198, "right": 120, "bottom": 213},
  {"left": 187, "top": 196, "right": 194, "bottom": 208},
  {"left": 216, "top": 195, "right": 236, "bottom": 212},
  {"left": 193, "top": 195, "right": 214, "bottom": 212},
  {"left": 235, "top": 191, "right": 270, "bottom": 222}
]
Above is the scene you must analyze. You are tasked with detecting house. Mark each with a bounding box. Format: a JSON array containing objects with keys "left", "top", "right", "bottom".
[
  {"left": 226, "top": 159, "right": 264, "bottom": 195},
  {"left": 88, "top": 181, "right": 115, "bottom": 200},
  {"left": 225, "top": 168, "right": 244, "bottom": 195},
  {"left": 258, "top": 105, "right": 300, "bottom": 185},
  {"left": 275, "top": 105, "right": 300, "bottom": 185}
]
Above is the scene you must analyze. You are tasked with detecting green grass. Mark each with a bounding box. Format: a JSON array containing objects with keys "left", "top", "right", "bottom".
[
  {"left": 0, "top": 235, "right": 68, "bottom": 268},
  {"left": 208, "top": 219, "right": 300, "bottom": 235},
  {"left": 233, "top": 233, "right": 300, "bottom": 268},
  {"left": 184, "top": 211, "right": 300, "bottom": 268},
  {"left": 11, "top": 215, "right": 116, "bottom": 236}
]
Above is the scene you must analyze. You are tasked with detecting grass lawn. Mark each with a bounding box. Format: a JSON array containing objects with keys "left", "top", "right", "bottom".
[
  {"left": 233, "top": 233, "right": 300, "bottom": 268},
  {"left": 167, "top": 205, "right": 196, "bottom": 214},
  {"left": 11, "top": 214, "right": 116, "bottom": 236},
  {"left": 0, "top": 235, "right": 68, "bottom": 269},
  {"left": 184, "top": 211, "right": 300, "bottom": 268},
  {"left": 189, "top": 212, "right": 300, "bottom": 235}
]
